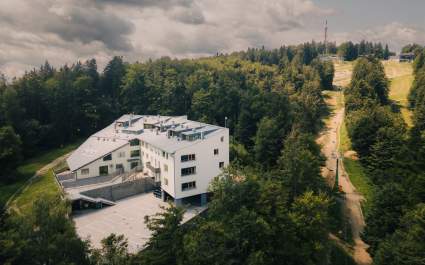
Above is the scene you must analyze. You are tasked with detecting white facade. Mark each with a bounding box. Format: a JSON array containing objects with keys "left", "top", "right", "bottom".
[{"left": 67, "top": 115, "right": 229, "bottom": 201}]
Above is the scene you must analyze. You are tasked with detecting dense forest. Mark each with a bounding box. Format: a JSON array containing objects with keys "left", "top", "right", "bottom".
[
  {"left": 235, "top": 40, "right": 394, "bottom": 63},
  {"left": 0, "top": 42, "right": 334, "bottom": 177},
  {"left": 336, "top": 41, "right": 393, "bottom": 61},
  {"left": 343, "top": 54, "right": 425, "bottom": 264},
  {"left": 0, "top": 43, "right": 357, "bottom": 265}
]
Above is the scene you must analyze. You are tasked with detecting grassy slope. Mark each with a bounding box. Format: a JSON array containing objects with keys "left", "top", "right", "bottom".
[
  {"left": 12, "top": 170, "right": 60, "bottom": 214},
  {"left": 0, "top": 141, "right": 81, "bottom": 210},
  {"left": 386, "top": 62, "right": 414, "bottom": 126}
]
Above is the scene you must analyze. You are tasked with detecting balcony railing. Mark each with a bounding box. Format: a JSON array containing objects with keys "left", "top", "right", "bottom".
[{"left": 146, "top": 162, "right": 160, "bottom": 174}]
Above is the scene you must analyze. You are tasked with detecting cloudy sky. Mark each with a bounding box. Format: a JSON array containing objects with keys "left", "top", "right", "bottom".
[{"left": 1, "top": 0, "right": 424, "bottom": 77}]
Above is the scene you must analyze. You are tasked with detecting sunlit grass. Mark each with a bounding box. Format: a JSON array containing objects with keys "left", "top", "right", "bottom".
[
  {"left": 12, "top": 170, "right": 61, "bottom": 214},
  {"left": 383, "top": 61, "right": 413, "bottom": 79},
  {"left": 389, "top": 73, "right": 414, "bottom": 127}
]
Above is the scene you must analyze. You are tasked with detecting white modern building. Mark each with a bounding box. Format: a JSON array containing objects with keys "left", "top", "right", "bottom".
[{"left": 66, "top": 115, "right": 229, "bottom": 205}]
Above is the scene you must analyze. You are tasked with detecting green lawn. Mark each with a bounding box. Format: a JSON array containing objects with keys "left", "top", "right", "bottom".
[
  {"left": 0, "top": 141, "right": 81, "bottom": 210},
  {"left": 339, "top": 121, "right": 375, "bottom": 215},
  {"left": 389, "top": 74, "right": 414, "bottom": 127}
]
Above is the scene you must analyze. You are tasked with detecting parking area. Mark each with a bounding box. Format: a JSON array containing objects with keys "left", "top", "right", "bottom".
[{"left": 73, "top": 192, "right": 206, "bottom": 253}]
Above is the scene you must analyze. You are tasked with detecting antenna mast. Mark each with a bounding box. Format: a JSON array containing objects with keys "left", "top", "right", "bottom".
[{"left": 324, "top": 20, "right": 328, "bottom": 55}]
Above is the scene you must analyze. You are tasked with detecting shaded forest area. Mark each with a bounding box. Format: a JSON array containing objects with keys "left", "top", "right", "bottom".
[{"left": 343, "top": 52, "right": 425, "bottom": 264}]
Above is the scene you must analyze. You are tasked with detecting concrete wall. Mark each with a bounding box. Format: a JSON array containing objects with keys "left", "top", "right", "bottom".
[{"left": 81, "top": 178, "right": 155, "bottom": 201}]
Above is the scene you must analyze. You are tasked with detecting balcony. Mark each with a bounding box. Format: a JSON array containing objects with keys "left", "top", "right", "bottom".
[{"left": 146, "top": 162, "right": 160, "bottom": 174}]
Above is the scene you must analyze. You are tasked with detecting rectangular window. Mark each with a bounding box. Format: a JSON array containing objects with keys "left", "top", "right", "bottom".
[
  {"left": 182, "top": 181, "right": 196, "bottom": 191},
  {"left": 81, "top": 168, "right": 89, "bottom": 175},
  {"left": 221, "top": 136, "right": 224, "bottom": 142},
  {"left": 130, "top": 139, "right": 140, "bottom": 146},
  {"left": 164, "top": 178, "right": 169, "bottom": 186},
  {"left": 162, "top": 151, "right": 166, "bottom": 158},
  {"left": 99, "top": 165, "right": 108, "bottom": 176},
  {"left": 181, "top": 154, "right": 196, "bottom": 162},
  {"left": 103, "top": 153, "right": 112, "bottom": 161},
  {"left": 181, "top": 166, "right": 196, "bottom": 176},
  {"left": 116, "top": 164, "right": 124, "bottom": 170},
  {"left": 164, "top": 164, "right": 168, "bottom": 172},
  {"left": 130, "top": 161, "right": 138, "bottom": 169},
  {"left": 118, "top": 152, "right": 125, "bottom": 158},
  {"left": 130, "top": 150, "right": 140, "bottom": 157},
  {"left": 219, "top": 162, "right": 224, "bottom": 168},
  {"left": 214, "top": 149, "right": 219, "bottom": 155}
]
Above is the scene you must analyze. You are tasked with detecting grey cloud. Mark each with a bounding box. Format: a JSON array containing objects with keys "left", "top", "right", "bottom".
[
  {"left": 168, "top": 5, "right": 205, "bottom": 25},
  {"left": 97, "top": 0, "right": 193, "bottom": 9},
  {"left": 1, "top": 0, "right": 334, "bottom": 77},
  {"left": 158, "top": 29, "right": 228, "bottom": 55},
  {"left": 46, "top": 6, "right": 134, "bottom": 51},
  {"left": 0, "top": 0, "right": 134, "bottom": 51}
]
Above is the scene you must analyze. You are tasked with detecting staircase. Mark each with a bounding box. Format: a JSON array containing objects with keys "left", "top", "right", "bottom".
[{"left": 153, "top": 186, "right": 162, "bottom": 198}]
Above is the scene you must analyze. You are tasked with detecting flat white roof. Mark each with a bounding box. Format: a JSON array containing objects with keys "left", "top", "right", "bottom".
[{"left": 67, "top": 114, "right": 226, "bottom": 171}]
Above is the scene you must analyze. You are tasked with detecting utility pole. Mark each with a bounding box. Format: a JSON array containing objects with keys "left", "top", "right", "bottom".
[
  {"left": 335, "top": 157, "right": 339, "bottom": 191},
  {"left": 324, "top": 20, "right": 328, "bottom": 56}
]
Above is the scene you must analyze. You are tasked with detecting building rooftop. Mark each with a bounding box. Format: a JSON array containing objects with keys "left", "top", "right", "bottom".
[
  {"left": 67, "top": 137, "right": 128, "bottom": 172},
  {"left": 67, "top": 115, "right": 226, "bottom": 171}
]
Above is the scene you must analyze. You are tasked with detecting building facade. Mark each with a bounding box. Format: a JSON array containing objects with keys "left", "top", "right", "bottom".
[{"left": 67, "top": 115, "right": 229, "bottom": 205}]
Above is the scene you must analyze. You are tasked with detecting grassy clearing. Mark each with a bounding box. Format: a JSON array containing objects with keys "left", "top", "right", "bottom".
[
  {"left": 382, "top": 61, "right": 414, "bottom": 126},
  {"left": 0, "top": 141, "right": 81, "bottom": 210},
  {"left": 383, "top": 61, "right": 412, "bottom": 79},
  {"left": 389, "top": 73, "right": 414, "bottom": 127},
  {"left": 333, "top": 61, "right": 354, "bottom": 87}
]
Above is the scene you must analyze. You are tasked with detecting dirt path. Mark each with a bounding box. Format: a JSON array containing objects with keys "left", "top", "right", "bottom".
[{"left": 318, "top": 89, "right": 372, "bottom": 264}]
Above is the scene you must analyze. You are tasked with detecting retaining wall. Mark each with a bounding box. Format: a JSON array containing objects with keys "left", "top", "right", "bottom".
[{"left": 81, "top": 178, "right": 155, "bottom": 201}]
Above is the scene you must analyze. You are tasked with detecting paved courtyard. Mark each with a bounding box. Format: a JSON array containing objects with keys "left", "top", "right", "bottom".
[{"left": 73, "top": 192, "right": 206, "bottom": 253}]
